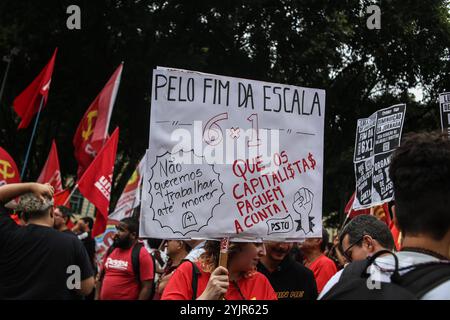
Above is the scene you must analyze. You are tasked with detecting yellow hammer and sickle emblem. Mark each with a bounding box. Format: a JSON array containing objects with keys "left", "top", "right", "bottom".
[
  {"left": 127, "top": 170, "right": 139, "bottom": 186},
  {"left": 82, "top": 110, "right": 98, "bottom": 141},
  {"left": 0, "top": 160, "right": 15, "bottom": 180}
]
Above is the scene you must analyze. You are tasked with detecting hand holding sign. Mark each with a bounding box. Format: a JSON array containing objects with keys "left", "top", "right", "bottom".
[{"left": 197, "top": 266, "right": 229, "bottom": 300}]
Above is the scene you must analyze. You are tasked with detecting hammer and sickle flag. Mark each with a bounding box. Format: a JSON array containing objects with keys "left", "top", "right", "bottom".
[
  {"left": 0, "top": 147, "right": 20, "bottom": 186},
  {"left": 73, "top": 63, "right": 123, "bottom": 178}
]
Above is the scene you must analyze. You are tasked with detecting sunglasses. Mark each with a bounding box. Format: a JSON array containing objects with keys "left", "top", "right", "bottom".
[{"left": 343, "top": 235, "right": 366, "bottom": 262}]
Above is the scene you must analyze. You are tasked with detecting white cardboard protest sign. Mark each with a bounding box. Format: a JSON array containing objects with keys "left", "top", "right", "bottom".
[{"left": 140, "top": 67, "right": 325, "bottom": 240}]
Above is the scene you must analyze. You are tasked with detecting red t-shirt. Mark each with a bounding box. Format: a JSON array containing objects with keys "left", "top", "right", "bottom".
[
  {"left": 161, "top": 261, "right": 277, "bottom": 300},
  {"left": 306, "top": 254, "right": 337, "bottom": 293},
  {"left": 100, "top": 245, "right": 154, "bottom": 300}
]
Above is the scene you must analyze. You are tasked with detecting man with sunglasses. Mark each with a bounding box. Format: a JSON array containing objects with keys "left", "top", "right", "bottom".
[{"left": 318, "top": 214, "right": 395, "bottom": 299}]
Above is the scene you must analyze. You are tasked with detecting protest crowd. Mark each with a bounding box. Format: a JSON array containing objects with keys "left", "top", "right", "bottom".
[
  {"left": 1, "top": 130, "right": 450, "bottom": 300},
  {"left": 1, "top": 47, "right": 450, "bottom": 301}
]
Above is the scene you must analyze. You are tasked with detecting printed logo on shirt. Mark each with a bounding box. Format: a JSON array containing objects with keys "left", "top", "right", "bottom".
[
  {"left": 105, "top": 257, "right": 129, "bottom": 271},
  {"left": 277, "top": 290, "right": 305, "bottom": 299}
]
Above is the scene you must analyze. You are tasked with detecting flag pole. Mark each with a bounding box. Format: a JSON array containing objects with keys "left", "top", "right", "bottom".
[
  {"left": 218, "top": 237, "right": 230, "bottom": 268},
  {"left": 0, "top": 48, "right": 19, "bottom": 107},
  {"left": 0, "top": 56, "right": 12, "bottom": 107},
  {"left": 20, "top": 95, "right": 45, "bottom": 180},
  {"left": 218, "top": 237, "right": 230, "bottom": 300},
  {"left": 63, "top": 184, "right": 79, "bottom": 207}
]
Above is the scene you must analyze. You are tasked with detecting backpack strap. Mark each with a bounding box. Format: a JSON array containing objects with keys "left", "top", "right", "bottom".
[
  {"left": 181, "top": 259, "right": 201, "bottom": 300},
  {"left": 367, "top": 249, "right": 402, "bottom": 282},
  {"left": 339, "top": 259, "right": 371, "bottom": 282},
  {"left": 148, "top": 252, "right": 157, "bottom": 299},
  {"left": 395, "top": 262, "right": 450, "bottom": 298},
  {"left": 99, "top": 245, "right": 116, "bottom": 282},
  {"left": 131, "top": 243, "right": 143, "bottom": 283},
  {"left": 340, "top": 250, "right": 400, "bottom": 281}
]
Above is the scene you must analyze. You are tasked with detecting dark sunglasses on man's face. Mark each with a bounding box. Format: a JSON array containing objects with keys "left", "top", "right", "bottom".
[{"left": 343, "top": 235, "right": 365, "bottom": 262}]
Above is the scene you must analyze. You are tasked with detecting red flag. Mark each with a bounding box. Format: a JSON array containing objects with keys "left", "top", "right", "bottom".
[
  {"left": 13, "top": 48, "right": 57, "bottom": 129},
  {"left": 11, "top": 214, "right": 21, "bottom": 225},
  {"left": 37, "top": 140, "right": 63, "bottom": 192},
  {"left": 77, "top": 128, "right": 119, "bottom": 237},
  {"left": 389, "top": 221, "right": 402, "bottom": 251},
  {"left": 345, "top": 191, "right": 392, "bottom": 225},
  {"left": 73, "top": 63, "right": 123, "bottom": 177},
  {"left": 344, "top": 192, "right": 370, "bottom": 219},
  {"left": 0, "top": 147, "right": 21, "bottom": 186},
  {"left": 66, "top": 219, "right": 75, "bottom": 230},
  {"left": 54, "top": 189, "right": 71, "bottom": 207}
]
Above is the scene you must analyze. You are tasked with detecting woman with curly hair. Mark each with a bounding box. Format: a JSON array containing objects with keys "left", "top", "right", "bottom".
[{"left": 161, "top": 240, "right": 277, "bottom": 300}]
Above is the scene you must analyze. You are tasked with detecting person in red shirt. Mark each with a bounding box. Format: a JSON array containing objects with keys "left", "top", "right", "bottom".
[
  {"left": 300, "top": 229, "right": 337, "bottom": 293},
  {"left": 95, "top": 217, "right": 154, "bottom": 300},
  {"left": 154, "top": 240, "right": 192, "bottom": 299},
  {"left": 162, "top": 240, "right": 277, "bottom": 300}
]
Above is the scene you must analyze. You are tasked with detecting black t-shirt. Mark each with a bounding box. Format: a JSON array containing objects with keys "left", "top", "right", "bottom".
[
  {"left": 82, "top": 233, "right": 96, "bottom": 272},
  {"left": 257, "top": 255, "right": 318, "bottom": 300},
  {"left": 82, "top": 234, "right": 96, "bottom": 259},
  {"left": 0, "top": 205, "right": 94, "bottom": 300}
]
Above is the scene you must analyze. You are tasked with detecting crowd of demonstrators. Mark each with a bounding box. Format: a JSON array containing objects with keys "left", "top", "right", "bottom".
[
  {"left": 161, "top": 240, "right": 277, "bottom": 300},
  {"left": 0, "top": 183, "right": 95, "bottom": 299},
  {"left": 2, "top": 131, "right": 449, "bottom": 300},
  {"left": 319, "top": 214, "right": 395, "bottom": 298},
  {"left": 95, "top": 217, "right": 155, "bottom": 300},
  {"left": 154, "top": 240, "right": 192, "bottom": 299},
  {"left": 300, "top": 229, "right": 338, "bottom": 293},
  {"left": 257, "top": 242, "right": 318, "bottom": 300}
]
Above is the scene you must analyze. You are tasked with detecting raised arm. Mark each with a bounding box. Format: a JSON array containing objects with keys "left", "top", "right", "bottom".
[{"left": 0, "top": 183, "right": 54, "bottom": 203}]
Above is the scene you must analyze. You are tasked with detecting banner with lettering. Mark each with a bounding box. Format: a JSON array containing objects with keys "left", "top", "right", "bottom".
[
  {"left": 353, "top": 104, "right": 406, "bottom": 209},
  {"left": 140, "top": 68, "right": 325, "bottom": 240}
]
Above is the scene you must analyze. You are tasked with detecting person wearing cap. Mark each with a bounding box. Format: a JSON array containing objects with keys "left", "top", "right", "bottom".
[{"left": 0, "top": 182, "right": 95, "bottom": 299}]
